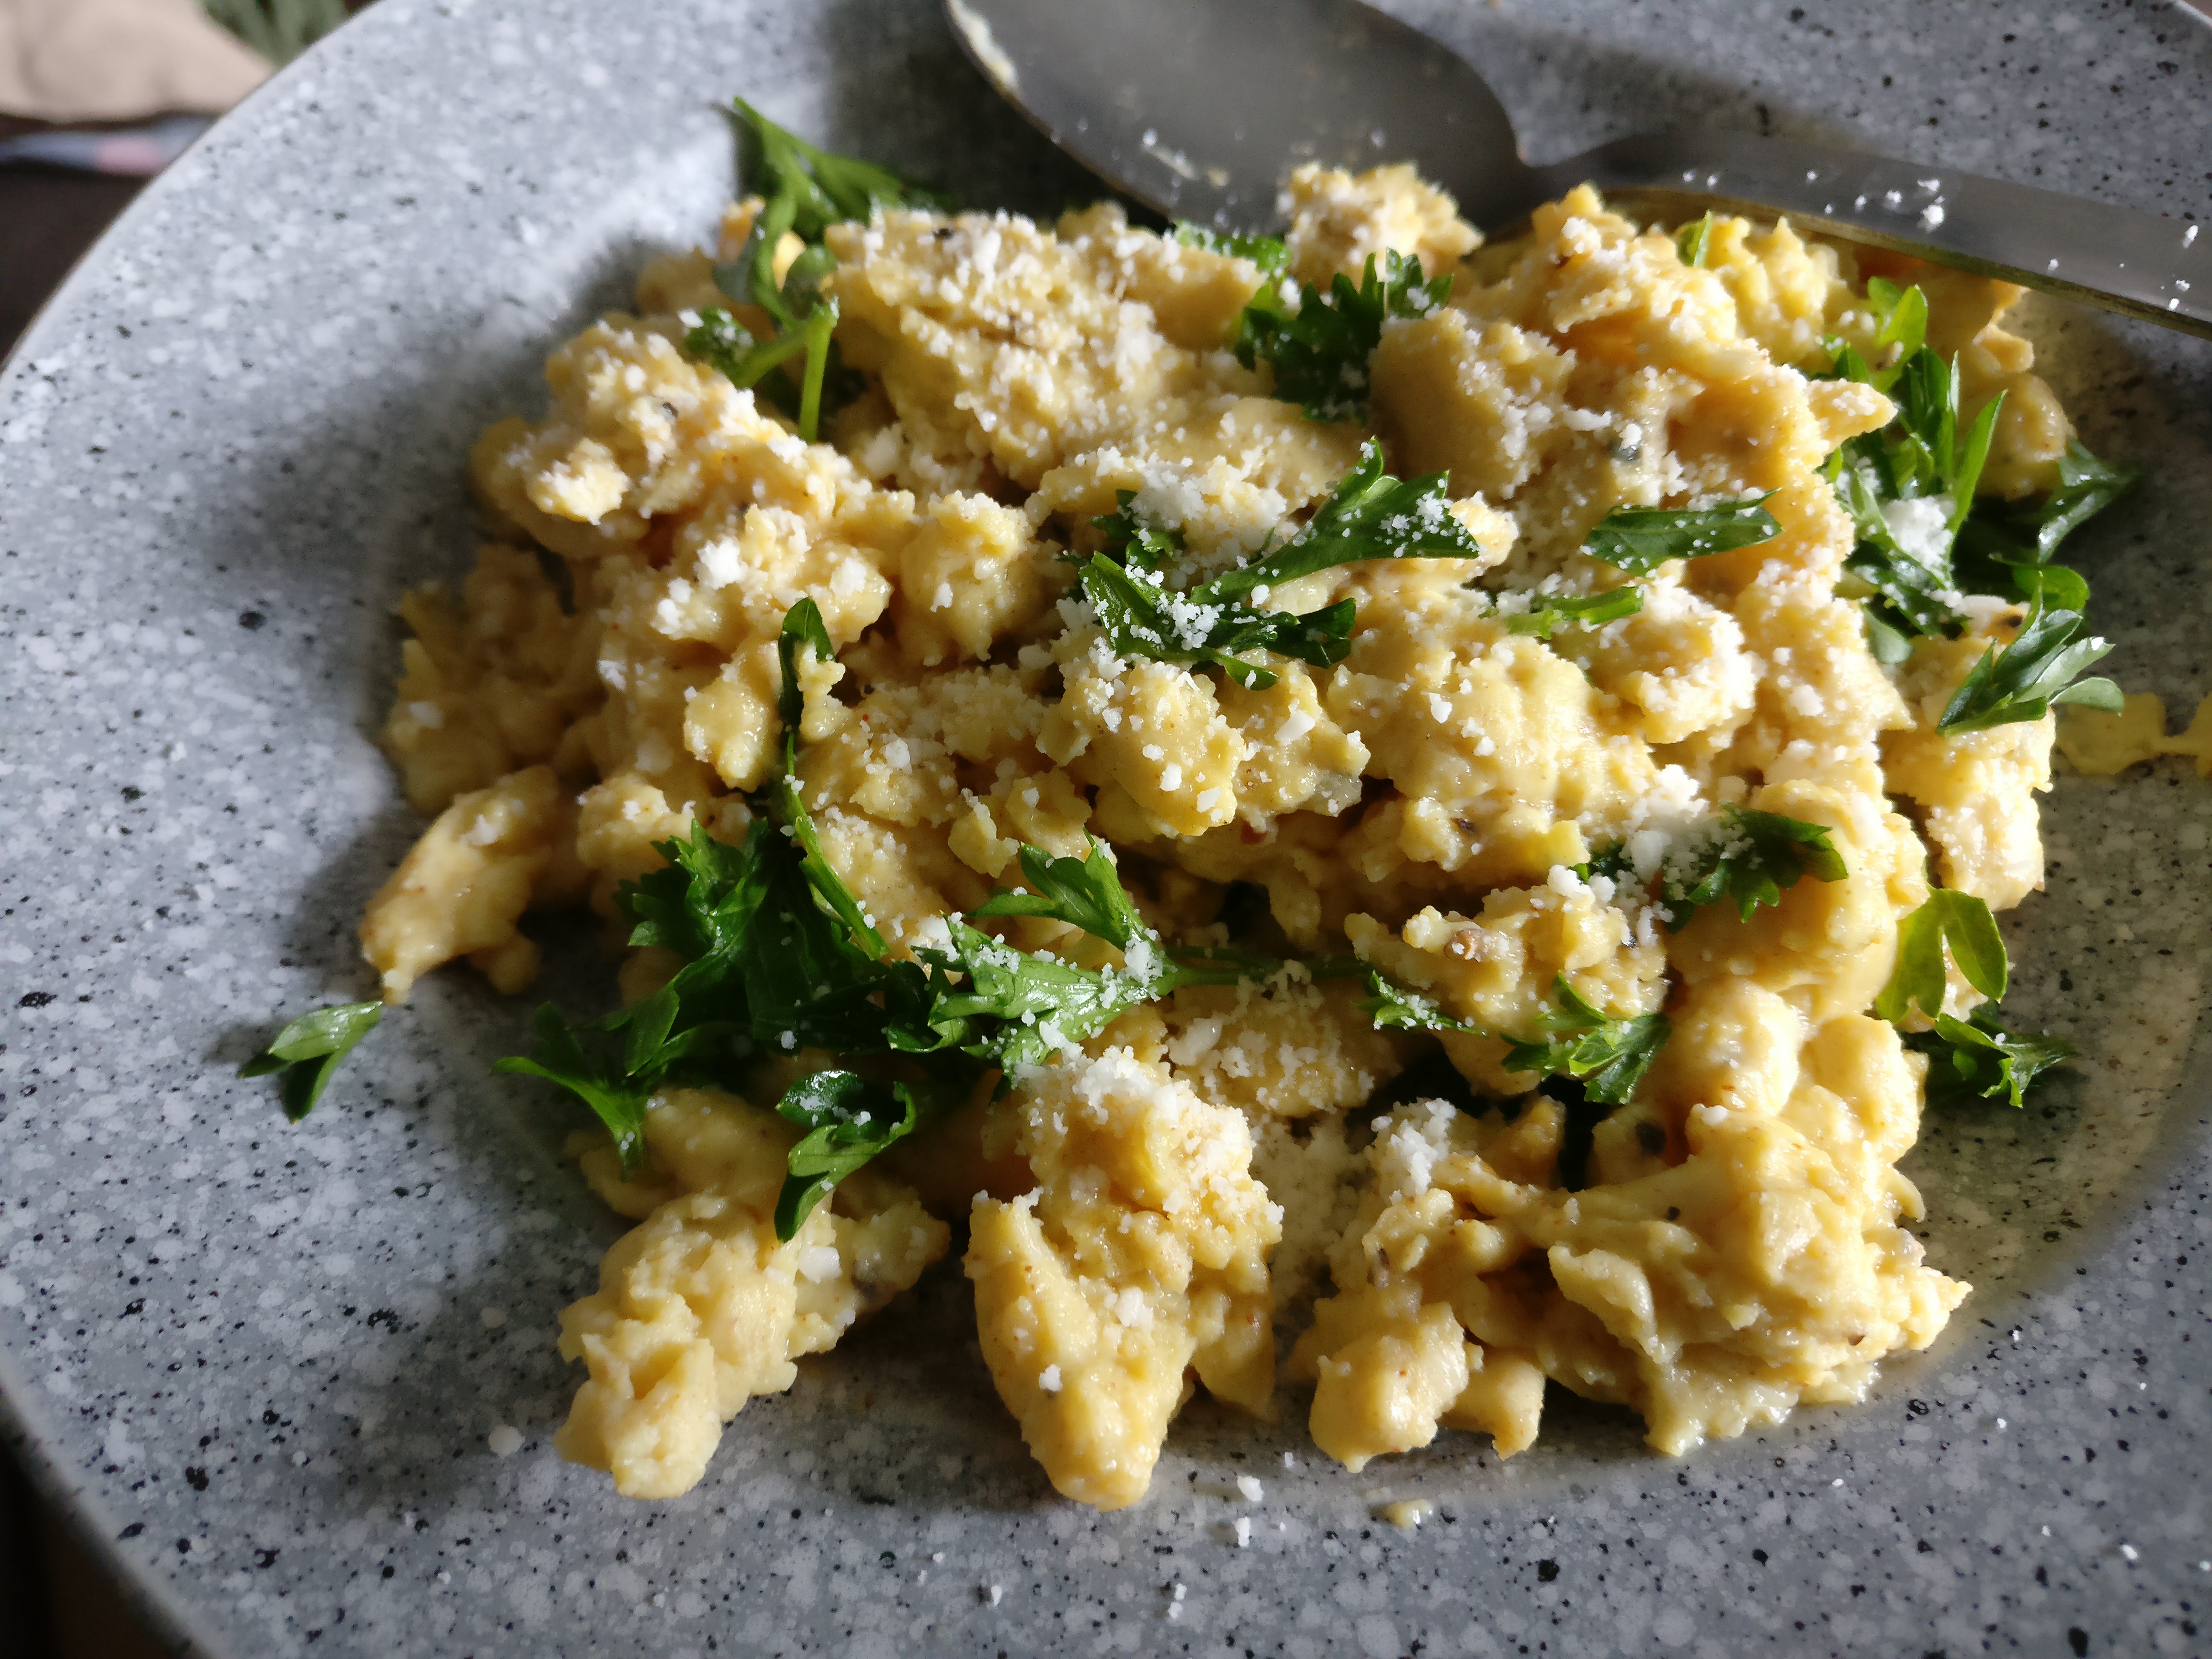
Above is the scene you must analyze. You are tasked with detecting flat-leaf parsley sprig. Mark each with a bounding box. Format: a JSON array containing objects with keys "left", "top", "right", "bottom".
[
  {"left": 1816, "top": 281, "right": 2003, "bottom": 653},
  {"left": 1580, "top": 495, "right": 1782, "bottom": 575},
  {"left": 1871, "top": 888, "right": 2075, "bottom": 1110},
  {"left": 239, "top": 1001, "right": 383, "bottom": 1121},
  {"left": 1936, "top": 594, "right": 2120, "bottom": 735},
  {"left": 1232, "top": 248, "right": 1451, "bottom": 422},
  {"left": 1474, "top": 495, "right": 1781, "bottom": 638},
  {"left": 1501, "top": 978, "right": 1671, "bottom": 1107},
  {"left": 1075, "top": 439, "right": 1491, "bottom": 690},
  {"left": 1819, "top": 277, "right": 2131, "bottom": 685},
  {"left": 683, "top": 101, "right": 948, "bottom": 442},
  {"left": 498, "top": 601, "right": 1295, "bottom": 1236},
  {"left": 1651, "top": 806, "right": 1848, "bottom": 928},
  {"left": 1952, "top": 438, "right": 2139, "bottom": 606},
  {"left": 1349, "top": 969, "right": 1670, "bottom": 1108}
]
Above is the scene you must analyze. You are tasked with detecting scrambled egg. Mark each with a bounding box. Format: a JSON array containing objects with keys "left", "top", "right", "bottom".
[{"left": 360, "top": 163, "right": 2080, "bottom": 1507}]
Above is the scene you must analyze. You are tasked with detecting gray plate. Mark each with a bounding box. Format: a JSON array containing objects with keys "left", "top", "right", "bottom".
[{"left": 2, "top": 2, "right": 2209, "bottom": 1654}]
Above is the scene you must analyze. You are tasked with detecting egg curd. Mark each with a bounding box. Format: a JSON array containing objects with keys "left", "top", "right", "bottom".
[{"left": 358, "top": 163, "right": 2082, "bottom": 1508}]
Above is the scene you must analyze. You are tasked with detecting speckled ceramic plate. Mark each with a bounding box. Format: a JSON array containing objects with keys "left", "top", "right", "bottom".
[{"left": 4, "top": 2, "right": 2211, "bottom": 1654}]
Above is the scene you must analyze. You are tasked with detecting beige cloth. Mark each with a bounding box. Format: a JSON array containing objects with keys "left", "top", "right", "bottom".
[{"left": 0, "top": 0, "right": 270, "bottom": 122}]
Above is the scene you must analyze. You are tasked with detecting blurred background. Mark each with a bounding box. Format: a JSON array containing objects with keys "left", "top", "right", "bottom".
[
  {"left": 2, "top": 0, "right": 365, "bottom": 356},
  {"left": 0, "top": 8, "right": 379, "bottom": 1657}
]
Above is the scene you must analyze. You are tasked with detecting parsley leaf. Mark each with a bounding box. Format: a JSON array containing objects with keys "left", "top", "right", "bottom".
[
  {"left": 1501, "top": 977, "right": 1671, "bottom": 1107},
  {"left": 687, "top": 101, "right": 942, "bottom": 441},
  {"left": 1078, "top": 552, "right": 1340, "bottom": 691},
  {"left": 1674, "top": 212, "right": 1717, "bottom": 267},
  {"left": 1171, "top": 223, "right": 1289, "bottom": 274},
  {"left": 495, "top": 1004, "right": 653, "bottom": 1172},
  {"left": 1822, "top": 291, "right": 2025, "bottom": 649},
  {"left": 1936, "top": 596, "right": 2120, "bottom": 736},
  {"left": 1821, "top": 277, "right": 1928, "bottom": 394},
  {"left": 1863, "top": 277, "right": 1931, "bottom": 385},
  {"left": 1075, "top": 440, "right": 1487, "bottom": 689},
  {"left": 1235, "top": 250, "right": 1451, "bottom": 422},
  {"left": 1582, "top": 495, "right": 1781, "bottom": 574},
  {"left": 1499, "top": 586, "right": 1644, "bottom": 638},
  {"left": 1343, "top": 962, "right": 1669, "bottom": 1102},
  {"left": 1355, "top": 969, "right": 1472, "bottom": 1034},
  {"left": 1657, "top": 806, "right": 1849, "bottom": 927},
  {"left": 1874, "top": 889, "right": 2009, "bottom": 1023},
  {"left": 919, "top": 918, "right": 1164, "bottom": 1074},
  {"left": 971, "top": 838, "right": 1152, "bottom": 950},
  {"left": 240, "top": 1001, "right": 383, "bottom": 1122},
  {"left": 1903, "top": 1004, "right": 2075, "bottom": 1111},
  {"left": 1089, "top": 492, "right": 1186, "bottom": 573},
  {"left": 1953, "top": 439, "right": 2140, "bottom": 606},
  {"left": 2014, "top": 439, "right": 2139, "bottom": 560},
  {"left": 1883, "top": 345, "right": 2005, "bottom": 532},
  {"left": 734, "top": 98, "right": 952, "bottom": 236},
  {"left": 1874, "top": 892, "right": 2073, "bottom": 1109},
  {"left": 1577, "top": 843, "right": 1637, "bottom": 882},
  {"left": 774, "top": 1070, "right": 956, "bottom": 1236},
  {"left": 776, "top": 596, "right": 835, "bottom": 760},
  {"left": 1202, "top": 440, "right": 1491, "bottom": 603},
  {"left": 502, "top": 614, "right": 1299, "bottom": 1233},
  {"left": 725, "top": 98, "right": 949, "bottom": 328}
]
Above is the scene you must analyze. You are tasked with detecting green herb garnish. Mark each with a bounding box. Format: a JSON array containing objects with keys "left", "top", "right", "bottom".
[
  {"left": 1088, "top": 492, "right": 1187, "bottom": 574},
  {"left": 1952, "top": 439, "right": 2139, "bottom": 604},
  {"left": 1814, "top": 281, "right": 2125, "bottom": 657},
  {"left": 1874, "top": 888, "right": 2010, "bottom": 1023},
  {"left": 1501, "top": 977, "right": 1671, "bottom": 1107},
  {"left": 683, "top": 101, "right": 943, "bottom": 441},
  {"left": 1075, "top": 439, "right": 1489, "bottom": 689},
  {"left": 240, "top": 1001, "right": 383, "bottom": 1122},
  {"left": 1234, "top": 250, "right": 1451, "bottom": 422},
  {"left": 1874, "top": 889, "right": 2074, "bottom": 1108},
  {"left": 775, "top": 1071, "right": 951, "bottom": 1236},
  {"left": 1581, "top": 495, "right": 1781, "bottom": 575},
  {"left": 1171, "top": 223, "right": 1290, "bottom": 273},
  {"left": 498, "top": 603, "right": 1294, "bottom": 1234},
  {"left": 1674, "top": 212, "right": 1717, "bottom": 268},
  {"left": 1499, "top": 585, "right": 1645, "bottom": 638},
  {"left": 1349, "top": 966, "right": 1668, "bottom": 1106},
  {"left": 1903, "top": 1005, "right": 2075, "bottom": 1111},
  {"left": 1657, "top": 806, "right": 1848, "bottom": 927},
  {"left": 1354, "top": 969, "right": 1472, "bottom": 1034},
  {"left": 1936, "top": 596, "right": 2120, "bottom": 735}
]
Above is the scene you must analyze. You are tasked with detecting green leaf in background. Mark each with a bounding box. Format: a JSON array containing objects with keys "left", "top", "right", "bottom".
[
  {"left": 1582, "top": 495, "right": 1781, "bottom": 575},
  {"left": 1674, "top": 212, "right": 1717, "bottom": 268},
  {"left": 239, "top": 999, "right": 383, "bottom": 1121},
  {"left": 203, "top": 0, "right": 349, "bottom": 64},
  {"left": 1172, "top": 223, "right": 1290, "bottom": 274}
]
